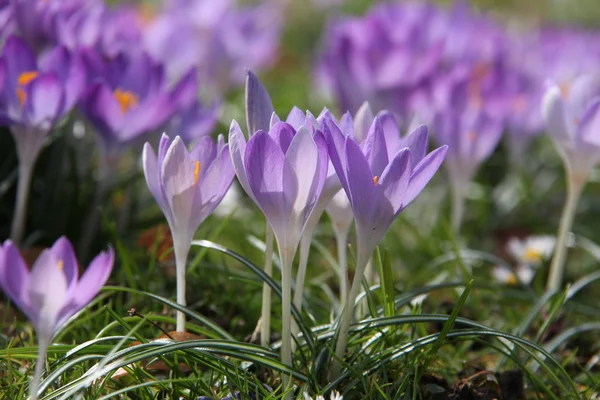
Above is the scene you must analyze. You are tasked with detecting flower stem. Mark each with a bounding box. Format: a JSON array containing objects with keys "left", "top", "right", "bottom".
[
  {"left": 279, "top": 245, "right": 294, "bottom": 398},
  {"left": 10, "top": 126, "right": 46, "bottom": 245},
  {"left": 547, "top": 173, "right": 585, "bottom": 292},
  {"left": 332, "top": 244, "right": 370, "bottom": 379},
  {"left": 10, "top": 161, "right": 33, "bottom": 245},
  {"left": 291, "top": 226, "right": 315, "bottom": 350},
  {"left": 29, "top": 336, "right": 49, "bottom": 400},
  {"left": 173, "top": 242, "right": 190, "bottom": 332},
  {"left": 450, "top": 175, "right": 467, "bottom": 235},
  {"left": 335, "top": 229, "right": 348, "bottom": 309},
  {"left": 260, "top": 225, "right": 274, "bottom": 347}
]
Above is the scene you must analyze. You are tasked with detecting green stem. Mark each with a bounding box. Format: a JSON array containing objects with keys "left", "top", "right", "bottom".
[
  {"left": 547, "top": 173, "right": 585, "bottom": 292},
  {"left": 279, "top": 245, "right": 294, "bottom": 398},
  {"left": 10, "top": 162, "right": 33, "bottom": 245},
  {"left": 173, "top": 241, "right": 190, "bottom": 332},
  {"left": 29, "top": 336, "right": 49, "bottom": 400},
  {"left": 260, "top": 225, "right": 274, "bottom": 347},
  {"left": 332, "top": 240, "right": 371, "bottom": 379},
  {"left": 335, "top": 229, "right": 349, "bottom": 308}
]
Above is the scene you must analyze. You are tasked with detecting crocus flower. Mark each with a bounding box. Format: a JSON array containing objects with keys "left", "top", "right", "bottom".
[
  {"left": 239, "top": 70, "right": 276, "bottom": 348},
  {"left": 0, "top": 35, "right": 85, "bottom": 243},
  {"left": 0, "top": 236, "right": 114, "bottom": 400},
  {"left": 325, "top": 116, "right": 447, "bottom": 377},
  {"left": 143, "top": 133, "right": 234, "bottom": 332},
  {"left": 229, "top": 117, "right": 328, "bottom": 386},
  {"left": 541, "top": 75, "right": 600, "bottom": 291},
  {"left": 80, "top": 50, "right": 192, "bottom": 167},
  {"left": 143, "top": 0, "right": 280, "bottom": 96},
  {"left": 433, "top": 98, "right": 503, "bottom": 232}
]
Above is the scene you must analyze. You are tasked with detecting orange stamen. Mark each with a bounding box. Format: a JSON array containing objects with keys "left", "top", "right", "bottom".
[
  {"left": 194, "top": 161, "right": 201, "bottom": 186},
  {"left": 113, "top": 88, "right": 139, "bottom": 113},
  {"left": 58, "top": 260, "right": 64, "bottom": 270},
  {"left": 16, "top": 71, "right": 39, "bottom": 106},
  {"left": 373, "top": 176, "right": 379, "bottom": 186}
]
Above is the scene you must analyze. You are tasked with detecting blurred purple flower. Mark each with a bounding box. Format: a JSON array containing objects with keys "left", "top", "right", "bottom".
[
  {"left": 80, "top": 50, "right": 193, "bottom": 161},
  {"left": 7, "top": 0, "right": 87, "bottom": 53},
  {"left": 0, "top": 236, "right": 113, "bottom": 399},
  {"left": 0, "top": 236, "right": 113, "bottom": 339},
  {"left": 0, "top": 36, "right": 85, "bottom": 243},
  {"left": 143, "top": 0, "right": 280, "bottom": 96},
  {"left": 54, "top": 3, "right": 142, "bottom": 57},
  {"left": 143, "top": 133, "right": 234, "bottom": 331},
  {"left": 542, "top": 75, "right": 600, "bottom": 179}
]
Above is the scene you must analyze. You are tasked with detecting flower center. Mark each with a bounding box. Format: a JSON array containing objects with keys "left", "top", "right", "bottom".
[
  {"left": 194, "top": 161, "right": 201, "bottom": 186},
  {"left": 373, "top": 176, "right": 379, "bottom": 186},
  {"left": 58, "top": 259, "right": 64, "bottom": 270},
  {"left": 506, "top": 272, "right": 518, "bottom": 285},
  {"left": 113, "top": 88, "right": 139, "bottom": 113},
  {"left": 16, "top": 71, "right": 39, "bottom": 106},
  {"left": 523, "top": 247, "right": 542, "bottom": 264}
]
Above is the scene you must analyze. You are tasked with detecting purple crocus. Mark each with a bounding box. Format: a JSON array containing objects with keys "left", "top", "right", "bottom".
[
  {"left": 433, "top": 99, "right": 504, "bottom": 232},
  {"left": 0, "top": 35, "right": 85, "bottom": 244},
  {"left": 143, "top": 133, "right": 234, "bottom": 332},
  {"left": 325, "top": 116, "right": 447, "bottom": 377},
  {"left": 0, "top": 236, "right": 113, "bottom": 400},
  {"left": 80, "top": 50, "right": 190, "bottom": 166},
  {"left": 541, "top": 75, "right": 600, "bottom": 291},
  {"left": 143, "top": 0, "right": 280, "bottom": 96},
  {"left": 229, "top": 117, "right": 328, "bottom": 387}
]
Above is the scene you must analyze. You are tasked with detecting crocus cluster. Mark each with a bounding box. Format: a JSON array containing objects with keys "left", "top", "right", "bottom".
[
  {"left": 0, "top": 0, "right": 281, "bottom": 245},
  {"left": 317, "top": 1, "right": 600, "bottom": 232},
  {"left": 225, "top": 72, "right": 447, "bottom": 386}
]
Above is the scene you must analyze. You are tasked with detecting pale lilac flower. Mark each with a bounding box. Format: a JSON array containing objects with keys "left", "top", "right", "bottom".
[
  {"left": 325, "top": 116, "right": 447, "bottom": 377},
  {"left": 143, "top": 133, "right": 234, "bottom": 331},
  {"left": 0, "top": 236, "right": 113, "bottom": 400},
  {"left": 542, "top": 75, "right": 600, "bottom": 179}
]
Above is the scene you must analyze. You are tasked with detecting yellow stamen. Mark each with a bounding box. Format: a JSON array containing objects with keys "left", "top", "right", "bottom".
[
  {"left": 506, "top": 273, "right": 518, "bottom": 285},
  {"left": 113, "top": 88, "right": 139, "bottom": 113},
  {"left": 16, "top": 71, "right": 39, "bottom": 106},
  {"left": 194, "top": 161, "right": 201, "bottom": 186},
  {"left": 523, "top": 247, "right": 542, "bottom": 264},
  {"left": 58, "top": 260, "right": 64, "bottom": 270},
  {"left": 373, "top": 176, "right": 379, "bottom": 186}
]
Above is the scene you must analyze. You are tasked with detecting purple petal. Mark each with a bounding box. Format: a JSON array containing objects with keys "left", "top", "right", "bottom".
[
  {"left": 378, "top": 148, "right": 411, "bottom": 213},
  {"left": 23, "top": 73, "right": 65, "bottom": 130},
  {"left": 401, "top": 125, "right": 429, "bottom": 168},
  {"left": 81, "top": 82, "right": 124, "bottom": 143},
  {"left": 268, "top": 121, "right": 295, "bottom": 154},
  {"left": 344, "top": 136, "right": 375, "bottom": 219},
  {"left": 0, "top": 241, "right": 37, "bottom": 324},
  {"left": 403, "top": 145, "right": 448, "bottom": 206},
  {"left": 48, "top": 236, "right": 79, "bottom": 291},
  {"left": 28, "top": 249, "right": 68, "bottom": 336},
  {"left": 362, "top": 117, "right": 389, "bottom": 177},
  {"left": 162, "top": 137, "right": 197, "bottom": 236},
  {"left": 542, "top": 84, "right": 571, "bottom": 142},
  {"left": 70, "top": 248, "right": 114, "bottom": 310},
  {"left": 324, "top": 118, "right": 350, "bottom": 192},
  {"left": 283, "top": 126, "right": 322, "bottom": 226},
  {"left": 228, "top": 120, "right": 254, "bottom": 200},
  {"left": 143, "top": 140, "right": 173, "bottom": 224},
  {"left": 577, "top": 98, "right": 600, "bottom": 147},
  {"left": 245, "top": 131, "right": 286, "bottom": 233},
  {"left": 285, "top": 106, "right": 306, "bottom": 130},
  {"left": 353, "top": 102, "right": 374, "bottom": 142},
  {"left": 245, "top": 70, "right": 274, "bottom": 136}
]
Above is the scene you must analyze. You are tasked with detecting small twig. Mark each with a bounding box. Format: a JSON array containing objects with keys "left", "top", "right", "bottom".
[{"left": 127, "top": 308, "right": 174, "bottom": 340}]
